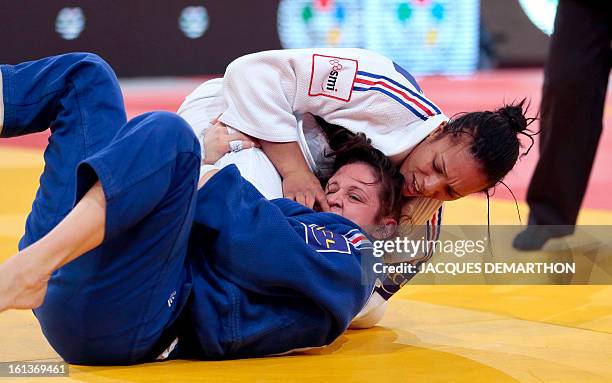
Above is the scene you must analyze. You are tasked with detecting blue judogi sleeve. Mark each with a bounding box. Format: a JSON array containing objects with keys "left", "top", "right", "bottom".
[{"left": 188, "top": 165, "right": 376, "bottom": 357}]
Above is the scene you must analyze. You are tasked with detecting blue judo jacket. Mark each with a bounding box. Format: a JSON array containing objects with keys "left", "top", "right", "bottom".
[{"left": 182, "top": 165, "right": 376, "bottom": 358}]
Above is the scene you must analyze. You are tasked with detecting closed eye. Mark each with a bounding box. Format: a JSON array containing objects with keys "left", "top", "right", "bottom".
[
  {"left": 433, "top": 160, "right": 442, "bottom": 174},
  {"left": 348, "top": 186, "right": 368, "bottom": 203},
  {"left": 349, "top": 194, "right": 362, "bottom": 202},
  {"left": 440, "top": 157, "right": 461, "bottom": 199}
]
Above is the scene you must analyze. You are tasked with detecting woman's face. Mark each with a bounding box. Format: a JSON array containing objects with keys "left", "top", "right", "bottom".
[
  {"left": 399, "top": 132, "right": 489, "bottom": 201},
  {"left": 325, "top": 163, "right": 395, "bottom": 233}
]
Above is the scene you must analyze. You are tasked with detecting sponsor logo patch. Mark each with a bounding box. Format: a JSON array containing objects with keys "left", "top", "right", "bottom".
[{"left": 308, "top": 54, "right": 358, "bottom": 102}]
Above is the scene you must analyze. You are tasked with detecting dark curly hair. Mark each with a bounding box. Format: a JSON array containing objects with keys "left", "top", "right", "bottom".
[
  {"left": 441, "top": 98, "right": 537, "bottom": 189},
  {"left": 440, "top": 99, "right": 538, "bottom": 231},
  {"left": 314, "top": 116, "right": 405, "bottom": 222}
]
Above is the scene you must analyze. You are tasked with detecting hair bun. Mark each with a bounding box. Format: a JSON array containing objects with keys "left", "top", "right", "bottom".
[{"left": 497, "top": 99, "right": 528, "bottom": 134}]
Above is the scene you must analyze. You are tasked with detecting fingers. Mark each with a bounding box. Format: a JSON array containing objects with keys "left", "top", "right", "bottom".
[
  {"left": 304, "top": 193, "right": 315, "bottom": 209},
  {"left": 225, "top": 132, "right": 260, "bottom": 153},
  {"left": 282, "top": 171, "right": 324, "bottom": 209},
  {"left": 206, "top": 122, "right": 260, "bottom": 156},
  {"left": 315, "top": 190, "right": 330, "bottom": 212},
  {"left": 240, "top": 141, "right": 259, "bottom": 150},
  {"left": 285, "top": 191, "right": 311, "bottom": 208},
  {"left": 226, "top": 132, "right": 250, "bottom": 141},
  {"left": 295, "top": 192, "right": 309, "bottom": 207},
  {"left": 289, "top": 191, "right": 319, "bottom": 209},
  {"left": 210, "top": 113, "right": 222, "bottom": 125},
  {"left": 227, "top": 140, "right": 260, "bottom": 153},
  {"left": 227, "top": 132, "right": 260, "bottom": 146}
]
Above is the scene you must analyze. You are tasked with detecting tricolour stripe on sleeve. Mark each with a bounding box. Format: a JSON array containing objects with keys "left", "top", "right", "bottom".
[
  {"left": 346, "top": 231, "right": 373, "bottom": 250},
  {"left": 352, "top": 85, "right": 427, "bottom": 120},
  {"left": 354, "top": 70, "right": 441, "bottom": 114}
]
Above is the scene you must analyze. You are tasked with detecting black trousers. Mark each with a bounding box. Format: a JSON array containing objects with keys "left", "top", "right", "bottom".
[{"left": 526, "top": 0, "right": 612, "bottom": 227}]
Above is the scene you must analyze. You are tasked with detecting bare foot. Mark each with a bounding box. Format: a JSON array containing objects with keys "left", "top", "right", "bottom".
[{"left": 0, "top": 253, "right": 50, "bottom": 313}]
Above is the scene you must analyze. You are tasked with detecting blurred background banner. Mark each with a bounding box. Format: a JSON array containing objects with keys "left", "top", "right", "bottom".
[
  {"left": 278, "top": 0, "right": 480, "bottom": 75},
  {"left": 1, "top": 0, "right": 556, "bottom": 76},
  {"left": 1, "top": 0, "right": 281, "bottom": 76}
]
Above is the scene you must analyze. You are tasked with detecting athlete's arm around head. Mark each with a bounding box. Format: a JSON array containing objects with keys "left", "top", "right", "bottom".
[{"left": 259, "top": 139, "right": 330, "bottom": 211}]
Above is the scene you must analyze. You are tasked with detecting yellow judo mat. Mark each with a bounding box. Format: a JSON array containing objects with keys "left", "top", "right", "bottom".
[{"left": 1, "top": 146, "right": 611, "bottom": 383}]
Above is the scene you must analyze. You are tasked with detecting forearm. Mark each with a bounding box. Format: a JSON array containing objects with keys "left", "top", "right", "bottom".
[{"left": 259, "top": 140, "right": 310, "bottom": 178}]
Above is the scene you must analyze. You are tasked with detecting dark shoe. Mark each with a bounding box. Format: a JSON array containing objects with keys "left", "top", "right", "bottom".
[{"left": 512, "top": 225, "right": 573, "bottom": 251}]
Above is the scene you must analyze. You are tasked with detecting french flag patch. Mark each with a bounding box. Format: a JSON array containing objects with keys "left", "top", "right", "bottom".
[{"left": 345, "top": 229, "right": 373, "bottom": 250}]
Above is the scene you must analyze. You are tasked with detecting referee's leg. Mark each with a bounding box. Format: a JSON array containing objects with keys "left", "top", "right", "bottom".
[{"left": 526, "top": 0, "right": 611, "bottom": 227}]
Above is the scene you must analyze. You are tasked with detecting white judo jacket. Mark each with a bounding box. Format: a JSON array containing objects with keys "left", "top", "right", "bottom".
[{"left": 178, "top": 48, "right": 446, "bottom": 328}]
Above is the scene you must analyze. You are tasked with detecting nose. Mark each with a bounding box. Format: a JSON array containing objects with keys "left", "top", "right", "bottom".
[
  {"left": 326, "top": 191, "right": 343, "bottom": 209},
  {"left": 422, "top": 174, "right": 445, "bottom": 197}
]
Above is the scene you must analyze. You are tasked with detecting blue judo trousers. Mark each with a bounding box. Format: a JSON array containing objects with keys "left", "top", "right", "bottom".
[{"left": 0, "top": 53, "right": 376, "bottom": 365}]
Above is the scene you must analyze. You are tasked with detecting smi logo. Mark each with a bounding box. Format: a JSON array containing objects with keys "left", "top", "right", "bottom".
[
  {"left": 55, "top": 7, "right": 86, "bottom": 40},
  {"left": 309, "top": 54, "right": 356, "bottom": 102},
  {"left": 325, "top": 59, "right": 343, "bottom": 92}
]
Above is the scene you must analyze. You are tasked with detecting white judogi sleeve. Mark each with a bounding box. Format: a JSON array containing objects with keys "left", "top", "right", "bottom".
[{"left": 218, "top": 48, "right": 447, "bottom": 156}]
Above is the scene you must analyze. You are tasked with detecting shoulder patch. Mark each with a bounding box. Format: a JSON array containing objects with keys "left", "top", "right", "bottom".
[
  {"left": 301, "top": 223, "right": 352, "bottom": 254},
  {"left": 308, "top": 54, "right": 358, "bottom": 102}
]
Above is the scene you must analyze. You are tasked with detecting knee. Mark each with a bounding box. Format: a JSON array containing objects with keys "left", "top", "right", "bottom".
[
  {"left": 70, "top": 52, "right": 107, "bottom": 66},
  {"left": 71, "top": 52, "right": 110, "bottom": 70},
  {"left": 66, "top": 52, "right": 120, "bottom": 89},
  {"left": 138, "top": 111, "right": 200, "bottom": 156}
]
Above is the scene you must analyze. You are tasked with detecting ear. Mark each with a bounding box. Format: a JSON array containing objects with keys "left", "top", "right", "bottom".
[
  {"left": 372, "top": 217, "right": 398, "bottom": 240},
  {"left": 428, "top": 121, "right": 447, "bottom": 140}
]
